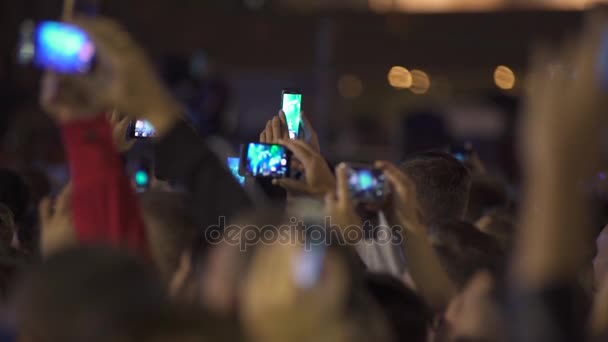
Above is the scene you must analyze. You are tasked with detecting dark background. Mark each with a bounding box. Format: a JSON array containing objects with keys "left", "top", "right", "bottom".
[{"left": 0, "top": 0, "right": 584, "bottom": 190}]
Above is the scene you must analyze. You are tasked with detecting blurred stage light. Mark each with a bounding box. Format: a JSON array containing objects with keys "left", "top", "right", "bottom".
[
  {"left": 388, "top": 66, "right": 412, "bottom": 89},
  {"left": 338, "top": 74, "right": 363, "bottom": 99},
  {"left": 494, "top": 65, "right": 515, "bottom": 90},
  {"left": 410, "top": 69, "right": 430, "bottom": 94}
]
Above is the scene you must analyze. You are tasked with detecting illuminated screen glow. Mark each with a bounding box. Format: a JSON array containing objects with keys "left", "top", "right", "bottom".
[
  {"left": 35, "top": 21, "right": 95, "bottom": 73},
  {"left": 133, "top": 120, "right": 156, "bottom": 138},
  {"left": 227, "top": 157, "right": 246, "bottom": 186},
  {"left": 282, "top": 93, "right": 302, "bottom": 139},
  {"left": 135, "top": 170, "right": 149, "bottom": 186},
  {"left": 246, "top": 143, "right": 289, "bottom": 177},
  {"left": 348, "top": 168, "right": 386, "bottom": 202}
]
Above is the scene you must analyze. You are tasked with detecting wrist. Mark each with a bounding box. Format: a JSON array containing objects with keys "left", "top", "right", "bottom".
[{"left": 144, "top": 94, "right": 183, "bottom": 138}]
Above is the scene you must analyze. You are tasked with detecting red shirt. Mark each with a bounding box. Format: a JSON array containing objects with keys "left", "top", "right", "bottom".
[{"left": 61, "top": 116, "right": 148, "bottom": 256}]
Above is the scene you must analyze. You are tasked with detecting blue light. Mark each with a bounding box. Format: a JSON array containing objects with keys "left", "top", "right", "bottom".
[
  {"left": 135, "top": 170, "right": 149, "bottom": 186},
  {"left": 227, "top": 157, "right": 246, "bottom": 186},
  {"left": 35, "top": 21, "right": 95, "bottom": 73},
  {"left": 358, "top": 170, "right": 374, "bottom": 190}
]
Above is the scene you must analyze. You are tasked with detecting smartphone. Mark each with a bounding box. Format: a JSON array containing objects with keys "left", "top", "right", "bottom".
[
  {"left": 346, "top": 165, "right": 389, "bottom": 203},
  {"left": 227, "top": 157, "right": 246, "bottom": 186},
  {"left": 239, "top": 142, "right": 291, "bottom": 178},
  {"left": 127, "top": 120, "right": 156, "bottom": 139},
  {"left": 281, "top": 90, "right": 303, "bottom": 139},
  {"left": 18, "top": 21, "right": 96, "bottom": 74},
  {"left": 134, "top": 164, "right": 151, "bottom": 192},
  {"left": 449, "top": 143, "right": 474, "bottom": 163}
]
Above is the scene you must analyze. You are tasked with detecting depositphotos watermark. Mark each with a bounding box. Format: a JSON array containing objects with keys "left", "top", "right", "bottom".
[{"left": 203, "top": 216, "right": 406, "bottom": 251}]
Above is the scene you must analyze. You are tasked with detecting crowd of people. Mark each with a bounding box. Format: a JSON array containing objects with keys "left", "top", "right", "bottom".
[{"left": 2, "top": 7, "right": 608, "bottom": 342}]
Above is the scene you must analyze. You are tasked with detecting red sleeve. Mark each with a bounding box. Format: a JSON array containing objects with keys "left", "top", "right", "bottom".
[{"left": 61, "top": 116, "right": 148, "bottom": 256}]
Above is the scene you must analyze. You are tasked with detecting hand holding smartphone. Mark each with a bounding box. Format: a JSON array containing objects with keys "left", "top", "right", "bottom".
[
  {"left": 281, "top": 90, "right": 303, "bottom": 139},
  {"left": 239, "top": 142, "right": 291, "bottom": 178}
]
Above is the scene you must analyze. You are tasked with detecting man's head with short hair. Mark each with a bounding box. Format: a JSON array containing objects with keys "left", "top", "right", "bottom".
[
  {"left": 465, "top": 173, "right": 510, "bottom": 222},
  {"left": 430, "top": 220, "right": 506, "bottom": 289},
  {"left": 400, "top": 152, "right": 471, "bottom": 227},
  {"left": 13, "top": 247, "right": 168, "bottom": 342}
]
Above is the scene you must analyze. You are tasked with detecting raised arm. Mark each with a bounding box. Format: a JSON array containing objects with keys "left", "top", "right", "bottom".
[{"left": 376, "top": 160, "right": 457, "bottom": 311}]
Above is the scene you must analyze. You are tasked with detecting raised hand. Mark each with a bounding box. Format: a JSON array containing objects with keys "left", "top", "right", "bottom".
[
  {"left": 107, "top": 111, "right": 135, "bottom": 153},
  {"left": 272, "top": 139, "right": 335, "bottom": 197},
  {"left": 324, "top": 164, "right": 363, "bottom": 243},
  {"left": 40, "top": 17, "right": 181, "bottom": 135},
  {"left": 38, "top": 183, "right": 76, "bottom": 257},
  {"left": 240, "top": 242, "right": 348, "bottom": 342},
  {"left": 375, "top": 161, "right": 424, "bottom": 232},
  {"left": 260, "top": 111, "right": 290, "bottom": 144}
]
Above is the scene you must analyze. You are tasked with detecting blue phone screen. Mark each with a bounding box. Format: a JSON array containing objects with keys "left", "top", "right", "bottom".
[
  {"left": 35, "top": 21, "right": 95, "bottom": 73},
  {"left": 246, "top": 143, "right": 289, "bottom": 177},
  {"left": 348, "top": 168, "right": 386, "bottom": 202}
]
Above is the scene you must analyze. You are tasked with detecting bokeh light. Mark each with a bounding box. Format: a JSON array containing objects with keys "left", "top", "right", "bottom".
[
  {"left": 410, "top": 69, "right": 430, "bottom": 94},
  {"left": 388, "top": 66, "right": 412, "bottom": 89},
  {"left": 494, "top": 65, "right": 515, "bottom": 90},
  {"left": 338, "top": 74, "right": 363, "bottom": 99}
]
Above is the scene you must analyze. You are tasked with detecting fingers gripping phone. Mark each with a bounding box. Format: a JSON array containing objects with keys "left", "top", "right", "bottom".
[
  {"left": 281, "top": 90, "right": 303, "bottom": 139},
  {"left": 18, "top": 21, "right": 96, "bottom": 74},
  {"left": 346, "top": 165, "right": 389, "bottom": 204},
  {"left": 239, "top": 143, "right": 291, "bottom": 178},
  {"left": 127, "top": 120, "right": 157, "bottom": 139}
]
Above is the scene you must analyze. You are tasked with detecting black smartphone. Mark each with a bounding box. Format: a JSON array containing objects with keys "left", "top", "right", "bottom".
[
  {"left": 346, "top": 164, "right": 389, "bottom": 203},
  {"left": 281, "top": 89, "right": 303, "bottom": 139},
  {"left": 127, "top": 120, "right": 157, "bottom": 139},
  {"left": 449, "top": 143, "right": 474, "bottom": 163},
  {"left": 239, "top": 142, "right": 291, "bottom": 178}
]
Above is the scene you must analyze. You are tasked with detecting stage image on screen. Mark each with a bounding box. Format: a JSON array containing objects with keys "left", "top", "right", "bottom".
[
  {"left": 282, "top": 93, "right": 302, "bottom": 139},
  {"left": 227, "top": 157, "right": 246, "bottom": 186},
  {"left": 348, "top": 168, "right": 386, "bottom": 202},
  {"left": 246, "top": 143, "right": 289, "bottom": 177},
  {"left": 133, "top": 120, "right": 156, "bottom": 138}
]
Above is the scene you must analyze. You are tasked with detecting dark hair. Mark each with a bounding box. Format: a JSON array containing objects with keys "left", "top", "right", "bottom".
[
  {"left": 0, "top": 169, "right": 29, "bottom": 223},
  {"left": 127, "top": 304, "right": 244, "bottom": 342},
  {"left": 14, "top": 247, "right": 168, "bottom": 342},
  {"left": 400, "top": 152, "right": 472, "bottom": 226},
  {"left": 139, "top": 191, "right": 200, "bottom": 280},
  {"left": 364, "top": 272, "right": 431, "bottom": 342},
  {"left": 430, "top": 220, "right": 506, "bottom": 289},
  {"left": 465, "top": 173, "right": 510, "bottom": 222}
]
